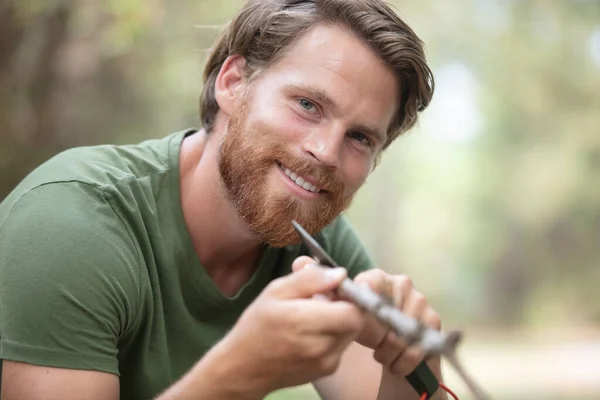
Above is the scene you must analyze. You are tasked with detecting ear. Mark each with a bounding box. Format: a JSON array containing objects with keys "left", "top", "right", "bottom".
[{"left": 215, "top": 55, "right": 248, "bottom": 117}]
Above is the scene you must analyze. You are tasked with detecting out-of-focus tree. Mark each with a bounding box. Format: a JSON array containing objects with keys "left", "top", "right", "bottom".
[
  {"left": 3, "top": 1, "right": 600, "bottom": 398},
  {"left": 348, "top": 0, "right": 600, "bottom": 328},
  {"left": 0, "top": 0, "right": 244, "bottom": 197},
  {"left": 2, "top": 0, "right": 599, "bottom": 331}
]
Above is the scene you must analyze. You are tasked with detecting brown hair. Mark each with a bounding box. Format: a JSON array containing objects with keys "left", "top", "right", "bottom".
[{"left": 200, "top": 0, "right": 434, "bottom": 149}]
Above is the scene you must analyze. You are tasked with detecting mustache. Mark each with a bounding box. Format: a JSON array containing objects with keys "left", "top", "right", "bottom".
[{"left": 267, "top": 147, "right": 344, "bottom": 193}]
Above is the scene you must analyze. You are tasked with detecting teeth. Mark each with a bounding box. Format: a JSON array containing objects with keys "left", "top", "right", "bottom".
[{"left": 282, "top": 166, "right": 320, "bottom": 193}]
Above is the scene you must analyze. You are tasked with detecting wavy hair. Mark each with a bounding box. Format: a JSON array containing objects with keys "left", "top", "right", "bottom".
[{"left": 200, "top": 0, "right": 434, "bottom": 149}]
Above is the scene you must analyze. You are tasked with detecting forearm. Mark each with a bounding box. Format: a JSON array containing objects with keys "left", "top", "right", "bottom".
[
  {"left": 315, "top": 343, "right": 447, "bottom": 400},
  {"left": 314, "top": 342, "right": 382, "bottom": 400},
  {"left": 156, "top": 338, "right": 266, "bottom": 400}
]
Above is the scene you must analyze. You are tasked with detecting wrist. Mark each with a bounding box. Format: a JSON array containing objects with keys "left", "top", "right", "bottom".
[{"left": 378, "top": 362, "right": 448, "bottom": 400}]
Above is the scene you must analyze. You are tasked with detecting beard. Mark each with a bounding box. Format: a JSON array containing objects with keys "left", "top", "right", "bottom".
[{"left": 217, "top": 98, "right": 355, "bottom": 248}]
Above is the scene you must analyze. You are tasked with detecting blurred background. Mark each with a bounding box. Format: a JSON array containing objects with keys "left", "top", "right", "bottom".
[{"left": 1, "top": 0, "right": 599, "bottom": 399}]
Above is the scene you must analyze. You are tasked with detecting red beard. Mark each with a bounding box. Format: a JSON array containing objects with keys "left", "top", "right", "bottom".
[{"left": 218, "top": 99, "right": 354, "bottom": 247}]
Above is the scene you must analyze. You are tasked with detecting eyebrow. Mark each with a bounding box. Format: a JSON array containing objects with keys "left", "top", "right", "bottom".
[{"left": 282, "top": 83, "right": 388, "bottom": 144}]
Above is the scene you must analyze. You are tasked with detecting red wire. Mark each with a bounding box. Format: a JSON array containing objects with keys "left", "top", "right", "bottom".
[
  {"left": 440, "top": 383, "right": 460, "bottom": 400},
  {"left": 420, "top": 383, "right": 460, "bottom": 400}
]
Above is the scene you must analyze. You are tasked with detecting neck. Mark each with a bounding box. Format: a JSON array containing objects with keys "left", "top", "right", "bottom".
[{"left": 179, "top": 128, "right": 263, "bottom": 290}]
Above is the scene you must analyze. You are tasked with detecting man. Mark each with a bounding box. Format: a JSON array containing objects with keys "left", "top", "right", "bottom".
[{"left": 0, "top": 0, "right": 443, "bottom": 399}]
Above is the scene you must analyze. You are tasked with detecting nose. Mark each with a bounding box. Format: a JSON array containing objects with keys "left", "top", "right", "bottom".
[{"left": 301, "top": 123, "right": 344, "bottom": 168}]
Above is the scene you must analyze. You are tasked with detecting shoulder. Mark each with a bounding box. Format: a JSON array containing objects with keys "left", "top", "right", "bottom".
[
  {"left": 5, "top": 130, "right": 190, "bottom": 199},
  {"left": 0, "top": 181, "right": 142, "bottom": 278},
  {"left": 0, "top": 182, "right": 144, "bottom": 373}
]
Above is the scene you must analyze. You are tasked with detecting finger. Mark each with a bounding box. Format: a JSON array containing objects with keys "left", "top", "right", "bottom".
[
  {"left": 373, "top": 330, "right": 408, "bottom": 369},
  {"left": 292, "top": 257, "right": 340, "bottom": 301},
  {"left": 392, "top": 275, "right": 413, "bottom": 310},
  {"left": 387, "top": 289, "right": 429, "bottom": 375},
  {"left": 423, "top": 306, "right": 442, "bottom": 331},
  {"left": 390, "top": 343, "right": 426, "bottom": 376},
  {"left": 403, "top": 289, "right": 428, "bottom": 320},
  {"left": 268, "top": 264, "right": 347, "bottom": 299},
  {"left": 357, "top": 312, "right": 390, "bottom": 349},
  {"left": 291, "top": 299, "right": 366, "bottom": 335},
  {"left": 291, "top": 255, "right": 317, "bottom": 272},
  {"left": 353, "top": 268, "right": 388, "bottom": 294},
  {"left": 312, "top": 292, "right": 337, "bottom": 301}
]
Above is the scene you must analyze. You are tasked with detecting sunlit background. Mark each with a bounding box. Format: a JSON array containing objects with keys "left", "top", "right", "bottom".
[{"left": 1, "top": 1, "right": 599, "bottom": 399}]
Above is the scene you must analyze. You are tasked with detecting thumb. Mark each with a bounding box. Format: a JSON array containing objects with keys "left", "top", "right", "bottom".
[
  {"left": 269, "top": 264, "right": 347, "bottom": 300},
  {"left": 291, "top": 255, "right": 316, "bottom": 272}
]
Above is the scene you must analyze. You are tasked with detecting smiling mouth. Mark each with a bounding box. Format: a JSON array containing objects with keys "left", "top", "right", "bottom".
[{"left": 276, "top": 162, "right": 323, "bottom": 194}]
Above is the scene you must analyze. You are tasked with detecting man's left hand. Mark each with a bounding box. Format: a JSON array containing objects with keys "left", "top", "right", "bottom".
[
  {"left": 291, "top": 257, "right": 442, "bottom": 377},
  {"left": 352, "top": 268, "right": 442, "bottom": 377}
]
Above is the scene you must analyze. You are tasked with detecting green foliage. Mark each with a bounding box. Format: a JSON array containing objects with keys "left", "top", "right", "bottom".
[
  {"left": 2, "top": 0, "right": 599, "bottom": 330},
  {"left": 2, "top": 1, "right": 599, "bottom": 397}
]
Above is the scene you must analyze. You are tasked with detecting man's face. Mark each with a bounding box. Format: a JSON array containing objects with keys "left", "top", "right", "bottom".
[{"left": 218, "top": 23, "right": 399, "bottom": 247}]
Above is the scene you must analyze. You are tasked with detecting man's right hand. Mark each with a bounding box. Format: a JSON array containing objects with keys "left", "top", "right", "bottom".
[
  {"left": 161, "top": 264, "right": 367, "bottom": 400},
  {"left": 2, "top": 266, "right": 364, "bottom": 400},
  {"left": 226, "top": 264, "right": 366, "bottom": 395}
]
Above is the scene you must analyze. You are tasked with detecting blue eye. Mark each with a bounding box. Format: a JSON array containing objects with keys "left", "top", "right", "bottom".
[
  {"left": 299, "top": 98, "right": 315, "bottom": 111},
  {"left": 349, "top": 131, "right": 371, "bottom": 146}
]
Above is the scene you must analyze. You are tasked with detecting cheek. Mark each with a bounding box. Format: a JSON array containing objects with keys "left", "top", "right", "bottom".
[
  {"left": 248, "top": 99, "right": 309, "bottom": 142},
  {"left": 342, "top": 161, "right": 371, "bottom": 194}
]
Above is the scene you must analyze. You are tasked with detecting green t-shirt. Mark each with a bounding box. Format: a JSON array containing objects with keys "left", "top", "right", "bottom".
[{"left": 0, "top": 129, "right": 376, "bottom": 399}]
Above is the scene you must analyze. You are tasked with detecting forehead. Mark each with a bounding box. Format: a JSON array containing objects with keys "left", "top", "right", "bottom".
[{"left": 254, "top": 23, "right": 400, "bottom": 137}]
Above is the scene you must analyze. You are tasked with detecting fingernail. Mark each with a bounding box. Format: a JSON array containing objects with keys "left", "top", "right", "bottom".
[
  {"left": 304, "top": 263, "right": 319, "bottom": 269},
  {"left": 324, "top": 267, "right": 346, "bottom": 280}
]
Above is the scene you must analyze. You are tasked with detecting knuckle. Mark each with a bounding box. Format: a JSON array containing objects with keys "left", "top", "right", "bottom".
[
  {"left": 348, "top": 316, "right": 364, "bottom": 334},
  {"left": 412, "top": 290, "right": 427, "bottom": 306},
  {"left": 303, "top": 339, "right": 328, "bottom": 361},
  {"left": 355, "top": 268, "right": 387, "bottom": 291},
  {"left": 292, "top": 255, "right": 314, "bottom": 268},
  {"left": 319, "top": 355, "right": 341, "bottom": 375},
  {"left": 265, "top": 277, "right": 286, "bottom": 294},
  {"left": 283, "top": 305, "right": 303, "bottom": 330},
  {"left": 395, "top": 359, "right": 418, "bottom": 377},
  {"left": 399, "top": 275, "right": 413, "bottom": 289},
  {"left": 361, "top": 268, "right": 386, "bottom": 280},
  {"left": 373, "top": 346, "right": 394, "bottom": 366},
  {"left": 258, "top": 303, "right": 280, "bottom": 329},
  {"left": 427, "top": 309, "right": 442, "bottom": 330},
  {"left": 373, "top": 348, "right": 386, "bottom": 364},
  {"left": 292, "top": 256, "right": 319, "bottom": 274},
  {"left": 393, "top": 349, "right": 424, "bottom": 376},
  {"left": 297, "top": 263, "right": 321, "bottom": 278},
  {"left": 372, "top": 268, "right": 389, "bottom": 282},
  {"left": 339, "top": 304, "right": 363, "bottom": 329},
  {"left": 353, "top": 270, "right": 368, "bottom": 283}
]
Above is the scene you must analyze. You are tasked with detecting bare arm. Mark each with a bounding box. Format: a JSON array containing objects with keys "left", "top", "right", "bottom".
[
  {"left": 2, "top": 266, "right": 365, "bottom": 400},
  {"left": 314, "top": 344, "right": 447, "bottom": 400},
  {"left": 1, "top": 344, "right": 255, "bottom": 400},
  {"left": 1, "top": 361, "right": 120, "bottom": 400},
  {"left": 1, "top": 350, "right": 250, "bottom": 400},
  {"left": 313, "top": 342, "right": 381, "bottom": 400}
]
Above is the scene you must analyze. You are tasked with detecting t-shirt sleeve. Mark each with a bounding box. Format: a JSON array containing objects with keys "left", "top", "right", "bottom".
[
  {"left": 0, "top": 182, "right": 142, "bottom": 375},
  {"left": 321, "top": 216, "right": 377, "bottom": 279}
]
